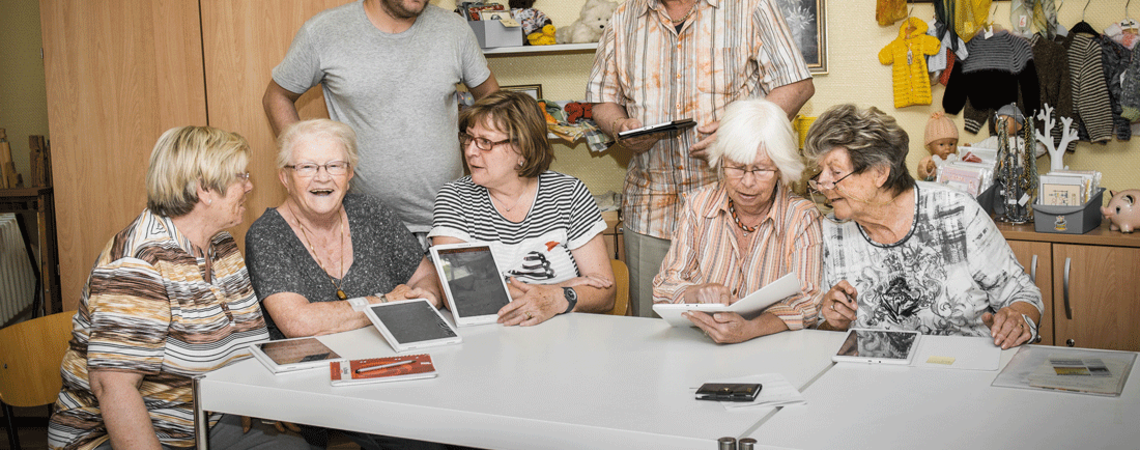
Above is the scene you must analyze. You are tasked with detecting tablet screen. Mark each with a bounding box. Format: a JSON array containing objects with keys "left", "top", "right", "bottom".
[
  {"left": 434, "top": 245, "right": 511, "bottom": 317},
  {"left": 368, "top": 301, "right": 459, "bottom": 345},
  {"left": 258, "top": 337, "right": 340, "bottom": 366},
  {"left": 836, "top": 329, "right": 919, "bottom": 361}
]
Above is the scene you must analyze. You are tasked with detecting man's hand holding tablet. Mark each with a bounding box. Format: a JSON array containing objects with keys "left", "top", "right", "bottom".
[{"left": 613, "top": 118, "right": 696, "bottom": 153}]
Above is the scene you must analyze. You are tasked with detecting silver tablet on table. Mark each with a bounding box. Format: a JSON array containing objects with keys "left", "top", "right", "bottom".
[
  {"left": 363, "top": 298, "right": 463, "bottom": 353},
  {"left": 249, "top": 336, "right": 342, "bottom": 374},
  {"left": 430, "top": 242, "right": 513, "bottom": 327},
  {"left": 832, "top": 328, "right": 921, "bottom": 365}
]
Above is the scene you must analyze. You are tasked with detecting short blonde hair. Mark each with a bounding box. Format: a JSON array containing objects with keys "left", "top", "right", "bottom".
[
  {"left": 709, "top": 98, "right": 805, "bottom": 186},
  {"left": 276, "top": 119, "right": 360, "bottom": 169},
  {"left": 146, "top": 126, "right": 250, "bottom": 217}
]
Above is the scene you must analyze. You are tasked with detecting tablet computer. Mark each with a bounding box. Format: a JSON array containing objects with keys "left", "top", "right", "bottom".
[
  {"left": 652, "top": 272, "right": 801, "bottom": 327},
  {"left": 364, "top": 298, "right": 463, "bottom": 353},
  {"left": 617, "top": 118, "right": 696, "bottom": 139},
  {"left": 832, "top": 328, "right": 921, "bottom": 365},
  {"left": 249, "top": 336, "right": 342, "bottom": 374},
  {"left": 430, "top": 242, "right": 513, "bottom": 327}
]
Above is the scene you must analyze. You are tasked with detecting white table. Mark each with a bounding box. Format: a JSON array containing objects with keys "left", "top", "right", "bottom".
[
  {"left": 196, "top": 313, "right": 846, "bottom": 450},
  {"left": 748, "top": 346, "right": 1140, "bottom": 450}
]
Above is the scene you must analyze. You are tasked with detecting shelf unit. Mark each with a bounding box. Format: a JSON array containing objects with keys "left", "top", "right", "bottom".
[{"left": 482, "top": 43, "right": 598, "bottom": 56}]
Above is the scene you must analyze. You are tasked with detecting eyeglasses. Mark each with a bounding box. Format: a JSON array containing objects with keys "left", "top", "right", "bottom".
[
  {"left": 459, "top": 132, "right": 513, "bottom": 151},
  {"left": 235, "top": 172, "right": 251, "bottom": 181},
  {"left": 808, "top": 171, "right": 855, "bottom": 192},
  {"left": 285, "top": 161, "right": 350, "bottom": 177},
  {"left": 723, "top": 164, "right": 778, "bottom": 180}
]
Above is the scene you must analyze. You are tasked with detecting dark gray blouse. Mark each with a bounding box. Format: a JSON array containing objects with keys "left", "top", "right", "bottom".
[{"left": 246, "top": 193, "right": 422, "bottom": 339}]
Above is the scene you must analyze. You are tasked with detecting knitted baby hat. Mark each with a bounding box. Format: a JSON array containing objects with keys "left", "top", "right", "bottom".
[
  {"left": 924, "top": 112, "right": 958, "bottom": 145},
  {"left": 996, "top": 103, "right": 1025, "bottom": 126}
]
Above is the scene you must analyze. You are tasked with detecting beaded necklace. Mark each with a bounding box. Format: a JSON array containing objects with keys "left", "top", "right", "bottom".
[{"left": 728, "top": 199, "right": 758, "bottom": 234}]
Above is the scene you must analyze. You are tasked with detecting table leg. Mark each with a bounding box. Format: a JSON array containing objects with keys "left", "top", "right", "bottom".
[{"left": 193, "top": 375, "right": 209, "bottom": 450}]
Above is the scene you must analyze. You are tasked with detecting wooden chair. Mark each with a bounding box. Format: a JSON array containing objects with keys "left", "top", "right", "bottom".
[
  {"left": 608, "top": 259, "right": 630, "bottom": 316},
  {"left": 0, "top": 311, "right": 74, "bottom": 450}
]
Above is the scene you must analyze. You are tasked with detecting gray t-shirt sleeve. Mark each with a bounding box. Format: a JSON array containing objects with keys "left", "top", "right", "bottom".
[
  {"left": 272, "top": 20, "right": 323, "bottom": 94},
  {"left": 457, "top": 21, "right": 492, "bottom": 89}
]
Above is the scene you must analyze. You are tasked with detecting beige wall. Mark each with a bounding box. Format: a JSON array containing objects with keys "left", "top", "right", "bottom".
[
  {"left": 448, "top": 0, "right": 1140, "bottom": 195},
  {"left": 0, "top": 0, "right": 50, "bottom": 182}
]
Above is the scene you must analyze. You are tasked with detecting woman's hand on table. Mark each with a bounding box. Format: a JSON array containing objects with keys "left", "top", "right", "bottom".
[
  {"left": 681, "top": 283, "right": 736, "bottom": 305},
  {"left": 498, "top": 278, "right": 564, "bottom": 326},
  {"left": 983, "top": 307, "right": 1034, "bottom": 349},
  {"left": 684, "top": 311, "right": 757, "bottom": 344},
  {"left": 820, "top": 281, "right": 858, "bottom": 330},
  {"left": 382, "top": 283, "right": 442, "bottom": 309}
]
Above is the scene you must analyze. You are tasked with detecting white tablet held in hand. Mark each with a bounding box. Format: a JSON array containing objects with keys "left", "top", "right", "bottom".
[
  {"left": 249, "top": 337, "right": 342, "bottom": 374},
  {"left": 832, "top": 328, "right": 921, "bottom": 365},
  {"left": 652, "top": 272, "right": 801, "bottom": 327},
  {"left": 430, "top": 242, "right": 513, "bottom": 327},
  {"left": 363, "top": 298, "right": 463, "bottom": 353}
]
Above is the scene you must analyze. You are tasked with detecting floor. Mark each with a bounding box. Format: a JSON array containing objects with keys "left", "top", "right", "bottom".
[{"left": 0, "top": 425, "right": 359, "bottom": 449}]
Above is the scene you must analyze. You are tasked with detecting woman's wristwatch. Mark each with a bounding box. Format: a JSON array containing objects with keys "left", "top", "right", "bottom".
[
  {"left": 562, "top": 287, "right": 578, "bottom": 314},
  {"left": 1022, "top": 313, "right": 1040, "bottom": 344}
]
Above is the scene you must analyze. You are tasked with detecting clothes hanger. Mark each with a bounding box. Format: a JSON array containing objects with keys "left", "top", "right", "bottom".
[
  {"left": 1123, "top": 0, "right": 1139, "bottom": 32},
  {"left": 1070, "top": 0, "right": 1096, "bottom": 35}
]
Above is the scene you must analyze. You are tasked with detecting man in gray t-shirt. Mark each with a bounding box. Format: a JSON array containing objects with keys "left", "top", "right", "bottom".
[{"left": 264, "top": 0, "right": 498, "bottom": 234}]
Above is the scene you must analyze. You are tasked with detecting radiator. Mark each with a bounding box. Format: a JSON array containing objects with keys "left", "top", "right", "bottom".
[{"left": 0, "top": 213, "right": 36, "bottom": 324}]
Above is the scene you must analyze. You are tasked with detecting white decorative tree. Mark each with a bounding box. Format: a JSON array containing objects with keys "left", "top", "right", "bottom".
[{"left": 1035, "top": 104, "right": 1079, "bottom": 172}]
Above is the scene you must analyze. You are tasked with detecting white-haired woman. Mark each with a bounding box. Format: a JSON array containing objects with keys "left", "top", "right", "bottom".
[{"left": 653, "top": 98, "right": 823, "bottom": 344}]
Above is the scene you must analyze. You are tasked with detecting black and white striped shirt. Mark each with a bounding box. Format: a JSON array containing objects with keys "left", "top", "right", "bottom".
[{"left": 430, "top": 171, "right": 606, "bottom": 284}]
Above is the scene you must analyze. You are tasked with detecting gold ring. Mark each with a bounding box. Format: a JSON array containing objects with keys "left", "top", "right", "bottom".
[
  {"left": 525, "top": 312, "right": 533, "bottom": 320},
  {"left": 831, "top": 303, "right": 836, "bottom": 311}
]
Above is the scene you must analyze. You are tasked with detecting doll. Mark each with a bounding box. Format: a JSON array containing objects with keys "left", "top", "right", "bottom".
[
  {"left": 918, "top": 112, "right": 959, "bottom": 181},
  {"left": 971, "top": 104, "right": 1045, "bottom": 158}
]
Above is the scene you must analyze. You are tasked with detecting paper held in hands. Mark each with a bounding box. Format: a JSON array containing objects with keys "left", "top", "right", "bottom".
[
  {"left": 617, "top": 118, "right": 696, "bottom": 139},
  {"left": 653, "top": 272, "right": 801, "bottom": 327},
  {"left": 330, "top": 354, "right": 438, "bottom": 386}
]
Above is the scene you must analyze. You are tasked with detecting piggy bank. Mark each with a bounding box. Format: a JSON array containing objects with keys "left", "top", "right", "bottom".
[{"left": 1102, "top": 189, "right": 1140, "bottom": 233}]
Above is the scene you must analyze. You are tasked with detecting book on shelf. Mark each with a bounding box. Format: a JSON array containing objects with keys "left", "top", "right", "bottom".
[{"left": 329, "top": 354, "right": 437, "bottom": 386}]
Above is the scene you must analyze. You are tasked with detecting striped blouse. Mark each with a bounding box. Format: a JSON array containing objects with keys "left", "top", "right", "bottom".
[
  {"left": 653, "top": 183, "right": 823, "bottom": 330},
  {"left": 585, "top": 0, "right": 812, "bottom": 239},
  {"left": 48, "top": 209, "right": 269, "bottom": 450},
  {"left": 429, "top": 171, "right": 607, "bottom": 284}
]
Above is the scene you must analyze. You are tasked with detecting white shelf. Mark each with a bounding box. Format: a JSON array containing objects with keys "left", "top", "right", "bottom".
[{"left": 483, "top": 43, "right": 598, "bottom": 56}]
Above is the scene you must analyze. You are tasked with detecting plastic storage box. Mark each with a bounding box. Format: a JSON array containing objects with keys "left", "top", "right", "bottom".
[
  {"left": 1032, "top": 188, "right": 1105, "bottom": 234},
  {"left": 468, "top": 20, "right": 522, "bottom": 49}
]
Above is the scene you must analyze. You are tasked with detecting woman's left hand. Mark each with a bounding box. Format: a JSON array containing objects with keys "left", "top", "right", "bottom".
[
  {"left": 683, "top": 311, "right": 756, "bottom": 344},
  {"left": 498, "top": 278, "right": 564, "bottom": 326},
  {"left": 982, "top": 307, "right": 1033, "bottom": 349},
  {"left": 385, "top": 284, "right": 442, "bottom": 309}
]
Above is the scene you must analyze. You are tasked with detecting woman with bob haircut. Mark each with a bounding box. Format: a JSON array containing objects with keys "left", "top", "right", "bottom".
[
  {"left": 430, "top": 90, "right": 615, "bottom": 326},
  {"left": 49, "top": 126, "right": 308, "bottom": 450},
  {"left": 805, "top": 104, "right": 1042, "bottom": 349},
  {"left": 653, "top": 98, "right": 823, "bottom": 344}
]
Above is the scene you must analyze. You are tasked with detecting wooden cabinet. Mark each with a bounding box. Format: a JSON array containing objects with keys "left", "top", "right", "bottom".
[{"left": 1000, "top": 223, "right": 1140, "bottom": 351}]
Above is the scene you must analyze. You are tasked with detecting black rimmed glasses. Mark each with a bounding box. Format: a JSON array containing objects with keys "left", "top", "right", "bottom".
[
  {"left": 459, "top": 132, "right": 513, "bottom": 151},
  {"left": 285, "top": 161, "right": 351, "bottom": 177},
  {"left": 807, "top": 171, "right": 855, "bottom": 192}
]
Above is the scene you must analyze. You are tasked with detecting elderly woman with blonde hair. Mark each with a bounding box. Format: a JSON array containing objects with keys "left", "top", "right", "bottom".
[
  {"left": 49, "top": 126, "right": 308, "bottom": 450},
  {"left": 653, "top": 98, "right": 823, "bottom": 344}
]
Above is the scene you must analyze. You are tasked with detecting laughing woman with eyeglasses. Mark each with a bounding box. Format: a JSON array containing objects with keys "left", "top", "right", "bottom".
[
  {"left": 804, "top": 104, "right": 1042, "bottom": 350},
  {"left": 430, "top": 91, "right": 615, "bottom": 326},
  {"left": 652, "top": 98, "right": 824, "bottom": 344}
]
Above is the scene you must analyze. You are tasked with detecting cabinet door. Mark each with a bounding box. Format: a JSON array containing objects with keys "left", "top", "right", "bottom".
[
  {"left": 1006, "top": 241, "right": 1053, "bottom": 345},
  {"left": 1052, "top": 244, "right": 1140, "bottom": 351}
]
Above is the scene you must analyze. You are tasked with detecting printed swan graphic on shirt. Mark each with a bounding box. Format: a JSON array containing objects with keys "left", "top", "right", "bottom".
[
  {"left": 508, "top": 252, "right": 555, "bottom": 280},
  {"left": 500, "top": 235, "right": 580, "bottom": 284}
]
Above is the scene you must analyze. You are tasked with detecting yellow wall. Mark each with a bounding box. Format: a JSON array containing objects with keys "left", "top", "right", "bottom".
[
  {"left": 443, "top": 0, "right": 1140, "bottom": 196},
  {"left": 0, "top": 0, "right": 50, "bottom": 182}
]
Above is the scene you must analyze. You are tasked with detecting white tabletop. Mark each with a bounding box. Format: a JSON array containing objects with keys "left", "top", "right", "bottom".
[
  {"left": 748, "top": 343, "right": 1140, "bottom": 450},
  {"left": 199, "top": 313, "right": 846, "bottom": 450}
]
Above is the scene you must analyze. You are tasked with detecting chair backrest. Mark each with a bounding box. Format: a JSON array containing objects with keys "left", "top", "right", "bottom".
[
  {"left": 608, "top": 259, "right": 629, "bottom": 316},
  {"left": 0, "top": 311, "right": 74, "bottom": 407}
]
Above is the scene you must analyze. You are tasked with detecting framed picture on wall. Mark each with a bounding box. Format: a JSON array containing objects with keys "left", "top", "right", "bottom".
[
  {"left": 502, "top": 84, "right": 543, "bottom": 100},
  {"left": 776, "top": 0, "right": 828, "bottom": 74}
]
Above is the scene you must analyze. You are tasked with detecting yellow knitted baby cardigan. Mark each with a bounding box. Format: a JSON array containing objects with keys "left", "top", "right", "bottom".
[{"left": 879, "top": 17, "right": 942, "bottom": 108}]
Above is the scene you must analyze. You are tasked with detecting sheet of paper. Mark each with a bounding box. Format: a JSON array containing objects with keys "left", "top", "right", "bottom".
[
  {"left": 705, "top": 373, "right": 806, "bottom": 412},
  {"left": 910, "top": 335, "right": 1001, "bottom": 371}
]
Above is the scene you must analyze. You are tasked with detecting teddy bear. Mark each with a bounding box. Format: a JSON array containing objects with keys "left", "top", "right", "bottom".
[
  {"left": 555, "top": 0, "right": 618, "bottom": 44},
  {"left": 564, "top": 102, "right": 593, "bottom": 124}
]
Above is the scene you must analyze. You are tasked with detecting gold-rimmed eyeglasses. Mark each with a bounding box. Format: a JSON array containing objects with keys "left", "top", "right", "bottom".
[
  {"left": 459, "top": 132, "right": 513, "bottom": 151},
  {"left": 235, "top": 172, "right": 251, "bottom": 181},
  {"left": 723, "top": 164, "right": 778, "bottom": 180},
  {"left": 285, "top": 161, "right": 350, "bottom": 177}
]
